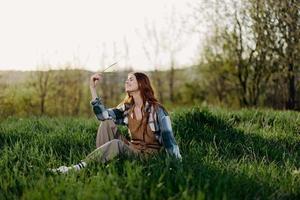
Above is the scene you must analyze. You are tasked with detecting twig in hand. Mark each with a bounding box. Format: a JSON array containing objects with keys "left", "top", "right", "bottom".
[{"left": 101, "top": 62, "right": 118, "bottom": 73}]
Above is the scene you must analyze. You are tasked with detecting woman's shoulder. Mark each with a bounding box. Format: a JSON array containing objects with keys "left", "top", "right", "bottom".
[{"left": 154, "top": 104, "right": 169, "bottom": 117}]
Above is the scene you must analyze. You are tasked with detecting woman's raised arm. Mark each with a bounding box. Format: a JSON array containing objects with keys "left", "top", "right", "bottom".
[
  {"left": 89, "top": 73, "right": 127, "bottom": 125},
  {"left": 90, "top": 73, "right": 102, "bottom": 100}
]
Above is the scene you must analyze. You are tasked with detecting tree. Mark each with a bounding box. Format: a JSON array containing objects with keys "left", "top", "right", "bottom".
[
  {"left": 137, "top": 21, "right": 165, "bottom": 103},
  {"left": 161, "top": 7, "right": 186, "bottom": 103},
  {"left": 192, "top": 0, "right": 300, "bottom": 109},
  {"left": 30, "top": 68, "right": 53, "bottom": 115},
  {"left": 267, "top": 0, "right": 300, "bottom": 109},
  {"left": 47, "top": 67, "right": 86, "bottom": 116}
]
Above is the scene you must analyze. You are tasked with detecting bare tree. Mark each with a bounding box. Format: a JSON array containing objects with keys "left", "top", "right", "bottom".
[
  {"left": 161, "top": 7, "right": 186, "bottom": 103},
  {"left": 269, "top": 0, "right": 300, "bottom": 109},
  {"left": 137, "top": 20, "right": 165, "bottom": 103},
  {"left": 30, "top": 66, "right": 53, "bottom": 115}
]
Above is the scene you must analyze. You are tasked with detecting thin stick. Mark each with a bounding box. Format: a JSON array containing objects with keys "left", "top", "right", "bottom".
[{"left": 101, "top": 62, "right": 118, "bottom": 73}]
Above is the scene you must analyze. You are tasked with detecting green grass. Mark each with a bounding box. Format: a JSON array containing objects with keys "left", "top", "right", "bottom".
[{"left": 0, "top": 107, "right": 299, "bottom": 199}]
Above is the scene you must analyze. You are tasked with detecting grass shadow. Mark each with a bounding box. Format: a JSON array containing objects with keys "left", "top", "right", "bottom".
[{"left": 173, "top": 107, "right": 300, "bottom": 166}]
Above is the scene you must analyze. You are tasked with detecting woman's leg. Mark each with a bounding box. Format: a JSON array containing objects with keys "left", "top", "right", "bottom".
[
  {"left": 83, "top": 139, "right": 138, "bottom": 164},
  {"left": 51, "top": 139, "right": 136, "bottom": 173},
  {"left": 51, "top": 121, "right": 132, "bottom": 174},
  {"left": 96, "top": 119, "right": 128, "bottom": 148}
]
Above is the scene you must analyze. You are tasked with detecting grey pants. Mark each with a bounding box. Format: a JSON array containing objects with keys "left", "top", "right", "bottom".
[{"left": 83, "top": 120, "right": 138, "bottom": 163}]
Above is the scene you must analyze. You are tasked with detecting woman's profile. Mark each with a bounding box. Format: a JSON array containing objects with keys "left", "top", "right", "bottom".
[{"left": 52, "top": 72, "right": 181, "bottom": 173}]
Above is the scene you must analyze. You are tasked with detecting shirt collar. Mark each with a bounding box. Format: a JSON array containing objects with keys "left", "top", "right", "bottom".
[{"left": 143, "top": 101, "right": 151, "bottom": 113}]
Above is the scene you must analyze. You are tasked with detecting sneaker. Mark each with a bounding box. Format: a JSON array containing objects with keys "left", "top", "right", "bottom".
[{"left": 50, "top": 166, "right": 72, "bottom": 174}]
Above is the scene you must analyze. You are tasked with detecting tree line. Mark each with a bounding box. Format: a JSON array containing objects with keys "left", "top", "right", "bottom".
[
  {"left": 0, "top": 0, "right": 299, "bottom": 119},
  {"left": 0, "top": 67, "right": 192, "bottom": 119}
]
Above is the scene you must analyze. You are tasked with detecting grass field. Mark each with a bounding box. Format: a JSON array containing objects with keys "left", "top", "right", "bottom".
[{"left": 0, "top": 107, "right": 299, "bottom": 199}]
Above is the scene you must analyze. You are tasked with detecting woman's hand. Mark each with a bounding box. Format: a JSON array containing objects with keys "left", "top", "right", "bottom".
[{"left": 90, "top": 73, "right": 103, "bottom": 88}]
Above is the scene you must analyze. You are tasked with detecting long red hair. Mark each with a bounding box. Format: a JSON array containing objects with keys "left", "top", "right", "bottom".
[{"left": 121, "top": 72, "right": 162, "bottom": 110}]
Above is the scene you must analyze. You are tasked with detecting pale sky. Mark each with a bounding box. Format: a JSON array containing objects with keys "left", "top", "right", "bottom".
[{"left": 0, "top": 0, "right": 201, "bottom": 72}]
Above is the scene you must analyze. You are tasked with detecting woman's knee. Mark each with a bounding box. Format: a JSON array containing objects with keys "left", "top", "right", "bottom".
[
  {"left": 108, "top": 139, "right": 125, "bottom": 152},
  {"left": 99, "top": 119, "right": 116, "bottom": 129},
  {"left": 109, "top": 139, "right": 122, "bottom": 146}
]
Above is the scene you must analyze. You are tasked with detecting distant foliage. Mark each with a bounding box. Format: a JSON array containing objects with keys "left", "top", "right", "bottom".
[{"left": 0, "top": 68, "right": 194, "bottom": 119}]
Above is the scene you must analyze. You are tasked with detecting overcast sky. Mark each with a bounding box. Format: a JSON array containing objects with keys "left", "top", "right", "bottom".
[{"left": 0, "top": 0, "right": 201, "bottom": 72}]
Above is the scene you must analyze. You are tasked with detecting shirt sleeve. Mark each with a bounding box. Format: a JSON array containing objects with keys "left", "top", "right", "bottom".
[
  {"left": 90, "top": 97, "right": 126, "bottom": 125},
  {"left": 157, "top": 106, "right": 182, "bottom": 160}
]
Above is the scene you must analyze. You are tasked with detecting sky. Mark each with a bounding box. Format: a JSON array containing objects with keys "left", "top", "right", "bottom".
[{"left": 0, "top": 0, "right": 201, "bottom": 72}]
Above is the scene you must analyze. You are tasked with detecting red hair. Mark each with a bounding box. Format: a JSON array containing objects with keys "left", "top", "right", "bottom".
[
  {"left": 120, "top": 72, "right": 166, "bottom": 136},
  {"left": 121, "top": 72, "right": 162, "bottom": 108}
]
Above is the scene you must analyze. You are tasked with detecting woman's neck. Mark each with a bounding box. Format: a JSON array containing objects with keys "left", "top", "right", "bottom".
[{"left": 131, "top": 91, "right": 143, "bottom": 108}]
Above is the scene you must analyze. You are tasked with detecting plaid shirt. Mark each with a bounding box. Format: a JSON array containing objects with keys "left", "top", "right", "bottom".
[{"left": 90, "top": 97, "right": 182, "bottom": 159}]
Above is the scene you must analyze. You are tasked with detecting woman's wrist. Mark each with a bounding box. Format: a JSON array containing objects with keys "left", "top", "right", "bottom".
[
  {"left": 89, "top": 81, "right": 98, "bottom": 88},
  {"left": 90, "top": 86, "right": 98, "bottom": 100}
]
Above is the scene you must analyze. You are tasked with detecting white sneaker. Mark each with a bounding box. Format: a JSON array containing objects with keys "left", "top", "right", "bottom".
[{"left": 50, "top": 166, "right": 72, "bottom": 174}]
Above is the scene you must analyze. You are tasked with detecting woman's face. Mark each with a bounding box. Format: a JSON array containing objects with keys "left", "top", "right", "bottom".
[{"left": 125, "top": 73, "right": 139, "bottom": 93}]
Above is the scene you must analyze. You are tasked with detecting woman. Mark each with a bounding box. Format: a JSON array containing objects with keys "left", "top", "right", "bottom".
[{"left": 52, "top": 72, "right": 181, "bottom": 173}]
